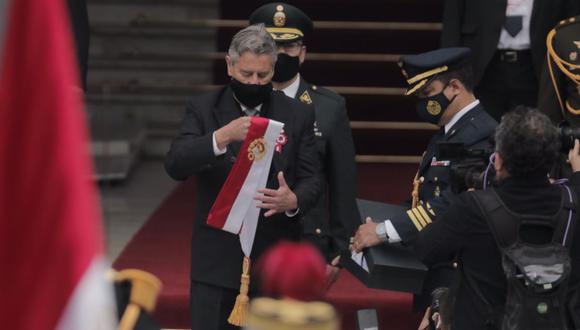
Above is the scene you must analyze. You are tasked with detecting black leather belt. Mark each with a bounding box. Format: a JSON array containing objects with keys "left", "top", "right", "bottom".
[{"left": 496, "top": 49, "right": 531, "bottom": 63}]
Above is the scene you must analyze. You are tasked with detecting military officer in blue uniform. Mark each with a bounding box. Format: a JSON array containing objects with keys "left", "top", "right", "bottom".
[
  {"left": 249, "top": 3, "right": 360, "bottom": 267},
  {"left": 352, "top": 47, "right": 498, "bottom": 309}
]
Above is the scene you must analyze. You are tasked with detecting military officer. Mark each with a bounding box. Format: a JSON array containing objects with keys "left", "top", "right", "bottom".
[
  {"left": 538, "top": 16, "right": 580, "bottom": 179},
  {"left": 539, "top": 15, "right": 580, "bottom": 126},
  {"left": 352, "top": 47, "right": 498, "bottom": 309},
  {"left": 249, "top": 3, "right": 360, "bottom": 266}
]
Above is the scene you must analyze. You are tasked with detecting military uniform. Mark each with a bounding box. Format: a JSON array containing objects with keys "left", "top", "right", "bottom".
[
  {"left": 392, "top": 48, "right": 498, "bottom": 311},
  {"left": 250, "top": 3, "right": 360, "bottom": 261},
  {"left": 538, "top": 16, "right": 580, "bottom": 179},
  {"left": 540, "top": 15, "right": 580, "bottom": 126},
  {"left": 391, "top": 48, "right": 498, "bottom": 245},
  {"left": 389, "top": 105, "right": 497, "bottom": 243},
  {"left": 296, "top": 79, "right": 360, "bottom": 260}
]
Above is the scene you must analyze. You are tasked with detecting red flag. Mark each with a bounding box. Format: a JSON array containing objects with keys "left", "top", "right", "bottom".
[{"left": 0, "top": 0, "right": 115, "bottom": 329}]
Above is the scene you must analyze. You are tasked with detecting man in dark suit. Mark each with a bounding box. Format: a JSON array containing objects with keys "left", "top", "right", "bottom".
[
  {"left": 249, "top": 3, "right": 360, "bottom": 267},
  {"left": 164, "top": 24, "right": 320, "bottom": 330},
  {"left": 441, "top": 0, "right": 579, "bottom": 121},
  {"left": 352, "top": 48, "right": 497, "bottom": 309},
  {"left": 415, "top": 108, "right": 580, "bottom": 329}
]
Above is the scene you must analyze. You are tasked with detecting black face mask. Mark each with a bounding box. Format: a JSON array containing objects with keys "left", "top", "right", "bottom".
[
  {"left": 415, "top": 85, "right": 457, "bottom": 125},
  {"left": 230, "top": 78, "right": 273, "bottom": 108},
  {"left": 272, "top": 53, "right": 300, "bottom": 83}
]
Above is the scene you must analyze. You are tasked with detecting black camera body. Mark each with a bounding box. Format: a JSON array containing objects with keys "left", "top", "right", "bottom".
[
  {"left": 558, "top": 121, "right": 580, "bottom": 152},
  {"left": 436, "top": 142, "right": 495, "bottom": 194}
]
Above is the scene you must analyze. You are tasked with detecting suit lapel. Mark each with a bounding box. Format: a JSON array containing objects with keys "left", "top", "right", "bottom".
[
  {"left": 444, "top": 104, "right": 483, "bottom": 142},
  {"left": 419, "top": 129, "right": 444, "bottom": 173},
  {"left": 419, "top": 104, "right": 483, "bottom": 173},
  {"left": 213, "top": 86, "right": 243, "bottom": 157},
  {"left": 496, "top": 0, "right": 508, "bottom": 34},
  {"left": 264, "top": 92, "right": 293, "bottom": 174},
  {"left": 529, "top": 0, "right": 541, "bottom": 38}
]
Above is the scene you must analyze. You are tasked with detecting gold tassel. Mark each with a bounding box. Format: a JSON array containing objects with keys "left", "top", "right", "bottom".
[
  {"left": 228, "top": 256, "right": 251, "bottom": 326},
  {"left": 411, "top": 170, "right": 421, "bottom": 209},
  {"left": 411, "top": 152, "right": 426, "bottom": 208}
]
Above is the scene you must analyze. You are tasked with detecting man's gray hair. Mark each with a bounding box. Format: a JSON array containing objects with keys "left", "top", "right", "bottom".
[
  {"left": 495, "top": 106, "right": 560, "bottom": 178},
  {"left": 228, "top": 24, "right": 277, "bottom": 65}
]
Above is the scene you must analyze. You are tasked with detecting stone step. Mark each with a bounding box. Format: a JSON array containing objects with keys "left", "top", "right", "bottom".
[
  {"left": 88, "top": 2, "right": 218, "bottom": 26},
  {"left": 87, "top": 103, "right": 184, "bottom": 128},
  {"left": 90, "top": 28, "right": 217, "bottom": 61},
  {"left": 219, "top": 0, "right": 443, "bottom": 23},
  {"left": 89, "top": 115, "right": 147, "bottom": 180}
]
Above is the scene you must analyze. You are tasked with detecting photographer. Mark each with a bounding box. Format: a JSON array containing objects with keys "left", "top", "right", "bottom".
[{"left": 414, "top": 107, "right": 580, "bottom": 329}]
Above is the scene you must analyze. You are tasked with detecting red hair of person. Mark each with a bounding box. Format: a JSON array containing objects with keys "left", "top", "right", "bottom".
[{"left": 256, "top": 241, "right": 327, "bottom": 301}]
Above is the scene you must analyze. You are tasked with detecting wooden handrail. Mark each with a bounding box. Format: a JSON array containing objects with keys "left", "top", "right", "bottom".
[
  {"left": 91, "top": 51, "right": 403, "bottom": 63},
  {"left": 356, "top": 155, "right": 422, "bottom": 163},
  {"left": 87, "top": 82, "right": 406, "bottom": 96},
  {"left": 351, "top": 121, "right": 437, "bottom": 130},
  {"left": 127, "top": 17, "right": 442, "bottom": 31},
  {"left": 328, "top": 86, "right": 405, "bottom": 95}
]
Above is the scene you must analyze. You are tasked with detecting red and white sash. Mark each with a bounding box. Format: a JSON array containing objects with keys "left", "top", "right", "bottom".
[{"left": 207, "top": 117, "right": 284, "bottom": 256}]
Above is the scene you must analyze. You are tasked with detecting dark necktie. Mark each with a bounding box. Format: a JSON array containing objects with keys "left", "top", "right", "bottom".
[{"left": 504, "top": 15, "right": 523, "bottom": 37}]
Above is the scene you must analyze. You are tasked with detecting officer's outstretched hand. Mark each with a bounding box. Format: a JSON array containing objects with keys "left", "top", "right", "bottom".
[
  {"left": 569, "top": 139, "right": 580, "bottom": 173},
  {"left": 351, "top": 218, "right": 381, "bottom": 253}
]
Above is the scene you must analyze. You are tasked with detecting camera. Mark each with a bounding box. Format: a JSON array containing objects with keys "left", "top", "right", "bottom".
[
  {"left": 558, "top": 121, "right": 580, "bottom": 151},
  {"left": 436, "top": 142, "right": 495, "bottom": 194}
]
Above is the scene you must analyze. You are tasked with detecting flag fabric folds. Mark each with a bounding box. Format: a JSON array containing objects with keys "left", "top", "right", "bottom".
[{"left": 0, "top": 0, "right": 116, "bottom": 328}]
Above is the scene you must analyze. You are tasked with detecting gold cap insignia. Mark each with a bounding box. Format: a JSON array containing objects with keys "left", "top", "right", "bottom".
[
  {"left": 574, "top": 41, "right": 580, "bottom": 49},
  {"left": 299, "top": 90, "right": 313, "bottom": 104},
  {"left": 273, "top": 6, "right": 286, "bottom": 27},
  {"left": 427, "top": 100, "right": 442, "bottom": 115},
  {"left": 248, "top": 138, "right": 266, "bottom": 161}
]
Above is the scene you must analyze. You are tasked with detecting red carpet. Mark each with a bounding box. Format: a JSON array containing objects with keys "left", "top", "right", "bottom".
[{"left": 113, "top": 163, "right": 422, "bottom": 329}]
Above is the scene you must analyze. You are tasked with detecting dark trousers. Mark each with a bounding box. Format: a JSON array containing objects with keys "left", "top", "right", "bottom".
[
  {"left": 476, "top": 50, "right": 538, "bottom": 122},
  {"left": 303, "top": 233, "right": 333, "bottom": 262},
  {"left": 413, "top": 263, "right": 456, "bottom": 312},
  {"left": 190, "top": 281, "right": 240, "bottom": 330}
]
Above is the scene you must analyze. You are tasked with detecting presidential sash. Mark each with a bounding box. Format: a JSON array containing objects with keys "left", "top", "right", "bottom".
[{"left": 206, "top": 117, "right": 284, "bottom": 326}]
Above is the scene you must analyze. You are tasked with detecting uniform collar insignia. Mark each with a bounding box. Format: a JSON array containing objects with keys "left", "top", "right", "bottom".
[{"left": 299, "top": 90, "right": 312, "bottom": 104}]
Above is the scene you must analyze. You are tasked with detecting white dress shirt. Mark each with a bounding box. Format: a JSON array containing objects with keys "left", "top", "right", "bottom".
[
  {"left": 276, "top": 74, "right": 301, "bottom": 98},
  {"left": 444, "top": 99, "right": 480, "bottom": 134},
  {"left": 498, "top": 0, "right": 534, "bottom": 50}
]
